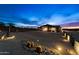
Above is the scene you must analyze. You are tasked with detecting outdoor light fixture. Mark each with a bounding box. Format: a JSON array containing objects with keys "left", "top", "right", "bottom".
[
  {"left": 63, "top": 34, "right": 70, "bottom": 42},
  {"left": 51, "top": 45, "right": 64, "bottom": 55}
]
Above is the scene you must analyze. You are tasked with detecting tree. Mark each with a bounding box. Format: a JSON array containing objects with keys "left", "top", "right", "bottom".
[
  {"left": 7, "top": 23, "right": 15, "bottom": 32},
  {"left": 0, "top": 22, "right": 5, "bottom": 31}
]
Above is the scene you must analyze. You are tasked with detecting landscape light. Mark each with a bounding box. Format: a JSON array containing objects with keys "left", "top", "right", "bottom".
[
  {"left": 57, "top": 46, "right": 62, "bottom": 51},
  {"left": 51, "top": 45, "right": 64, "bottom": 55},
  {"left": 63, "top": 35, "right": 70, "bottom": 42}
]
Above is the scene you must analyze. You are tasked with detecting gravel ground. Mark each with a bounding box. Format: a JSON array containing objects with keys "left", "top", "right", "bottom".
[{"left": 0, "top": 31, "right": 76, "bottom": 55}]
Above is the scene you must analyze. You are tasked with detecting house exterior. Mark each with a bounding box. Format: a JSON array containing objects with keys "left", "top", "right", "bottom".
[
  {"left": 61, "top": 26, "right": 79, "bottom": 32},
  {"left": 38, "top": 24, "right": 61, "bottom": 32}
]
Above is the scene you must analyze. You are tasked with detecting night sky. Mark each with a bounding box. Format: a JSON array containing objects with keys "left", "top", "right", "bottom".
[{"left": 0, "top": 4, "right": 79, "bottom": 27}]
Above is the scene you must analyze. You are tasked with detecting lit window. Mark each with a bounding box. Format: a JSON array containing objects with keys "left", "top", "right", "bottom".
[
  {"left": 50, "top": 27, "right": 56, "bottom": 32},
  {"left": 42, "top": 27, "right": 48, "bottom": 31}
]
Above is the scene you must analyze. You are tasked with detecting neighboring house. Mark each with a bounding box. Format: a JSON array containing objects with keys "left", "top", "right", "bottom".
[
  {"left": 38, "top": 24, "right": 61, "bottom": 32},
  {"left": 62, "top": 26, "right": 79, "bottom": 32}
]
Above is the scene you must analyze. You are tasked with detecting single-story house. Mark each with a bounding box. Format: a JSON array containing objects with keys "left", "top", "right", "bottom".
[{"left": 38, "top": 24, "right": 61, "bottom": 32}]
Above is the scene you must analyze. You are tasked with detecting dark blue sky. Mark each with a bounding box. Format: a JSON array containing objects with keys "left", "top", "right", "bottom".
[{"left": 0, "top": 4, "right": 79, "bottom": 27}]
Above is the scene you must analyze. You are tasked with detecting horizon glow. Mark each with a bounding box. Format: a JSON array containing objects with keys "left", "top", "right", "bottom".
[{"left": 0, "top": 4, "right": 79, "bottom": 27}]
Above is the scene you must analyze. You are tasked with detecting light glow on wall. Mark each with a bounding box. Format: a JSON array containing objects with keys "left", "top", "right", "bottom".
[
  {"left": 50, "top": 27, "right": 56, "bottom": 32},
  {"left": 42, "top": 27, "right": 48, "bottom": 31}
]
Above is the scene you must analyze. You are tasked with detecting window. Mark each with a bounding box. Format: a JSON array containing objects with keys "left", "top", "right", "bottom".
[
  {"left": 50, "top": 27, "right": 56, "bottom": 32},
  {"left": 42, "top": 27, "right": 48, "bottom": 31}
]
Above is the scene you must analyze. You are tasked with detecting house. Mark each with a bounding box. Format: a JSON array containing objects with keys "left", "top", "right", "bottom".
[
  {"left": 62, "top": 26, "right": 79, "bottom": 32},
  {"left": 38, "top": 24, "right": 61, "bottom": 32}
]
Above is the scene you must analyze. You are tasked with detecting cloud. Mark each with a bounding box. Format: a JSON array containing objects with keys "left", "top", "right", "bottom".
[
  {"left": 15, "top": 22, "right": 37, "bottom": 28},
  {"left": 66, "top": 13, "right": 79, "bottom": 22},
  {"left": 33, "top": 14, "right": 66, "bottom": 25},
  {"left": 29, "top": 17, "right": 39, "bottom": 22},
  {"left": 45, "top": 14, "right": 65, "bottom": 25},
  {"left": 1, "top": 12, "right": 79, "bottom": 27},
  {"left": 36, "top": 13, "right": 79, "bottom": 25}
]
